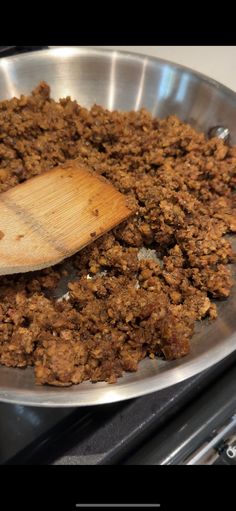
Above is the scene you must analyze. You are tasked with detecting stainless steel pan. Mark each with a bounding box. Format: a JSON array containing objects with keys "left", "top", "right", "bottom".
[{"left": 0, "top": 46, "right": 235, "bottom": 406}]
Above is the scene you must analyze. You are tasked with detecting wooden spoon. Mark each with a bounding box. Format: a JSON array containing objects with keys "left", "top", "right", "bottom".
[{"left": 0, "top": 160, "right": 133, "bottom": 276}]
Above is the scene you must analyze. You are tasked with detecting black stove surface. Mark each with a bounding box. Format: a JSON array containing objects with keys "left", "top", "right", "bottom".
[{"left": 1, "top": 351, "right": 236, "bottom": 465}]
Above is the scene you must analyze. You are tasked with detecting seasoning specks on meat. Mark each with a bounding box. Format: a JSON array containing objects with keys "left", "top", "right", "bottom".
[{"left": 0, "top": 82, "right": 235, "bottom": 386}]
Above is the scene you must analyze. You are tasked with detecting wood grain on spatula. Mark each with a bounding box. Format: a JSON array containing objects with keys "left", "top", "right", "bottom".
[{"left": 0, "top": 160, "right": 133, "bottom": 275}]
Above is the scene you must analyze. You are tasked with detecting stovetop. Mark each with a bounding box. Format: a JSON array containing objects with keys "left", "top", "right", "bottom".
[{"left": 1, "top": 351, "right": 236, "bottom": 465}]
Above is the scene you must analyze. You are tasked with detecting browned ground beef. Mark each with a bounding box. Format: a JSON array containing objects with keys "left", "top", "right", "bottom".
[{"left": 0, "top": 81, "right": 235, "bottom": 386}]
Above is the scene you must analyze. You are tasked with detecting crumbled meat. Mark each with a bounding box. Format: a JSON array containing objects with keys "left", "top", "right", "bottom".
[{"left": 0, "top": 82, "right": 235, "bottom": 386}]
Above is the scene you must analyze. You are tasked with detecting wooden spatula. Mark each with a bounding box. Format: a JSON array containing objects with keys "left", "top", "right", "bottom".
[{"left": 0, "top": 160, "right": 133, "bottom": 276}]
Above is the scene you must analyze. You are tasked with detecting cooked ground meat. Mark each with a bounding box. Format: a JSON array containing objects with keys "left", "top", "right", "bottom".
[{"left": 0, "top": 81, "right": 235, "bottom": 386}]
